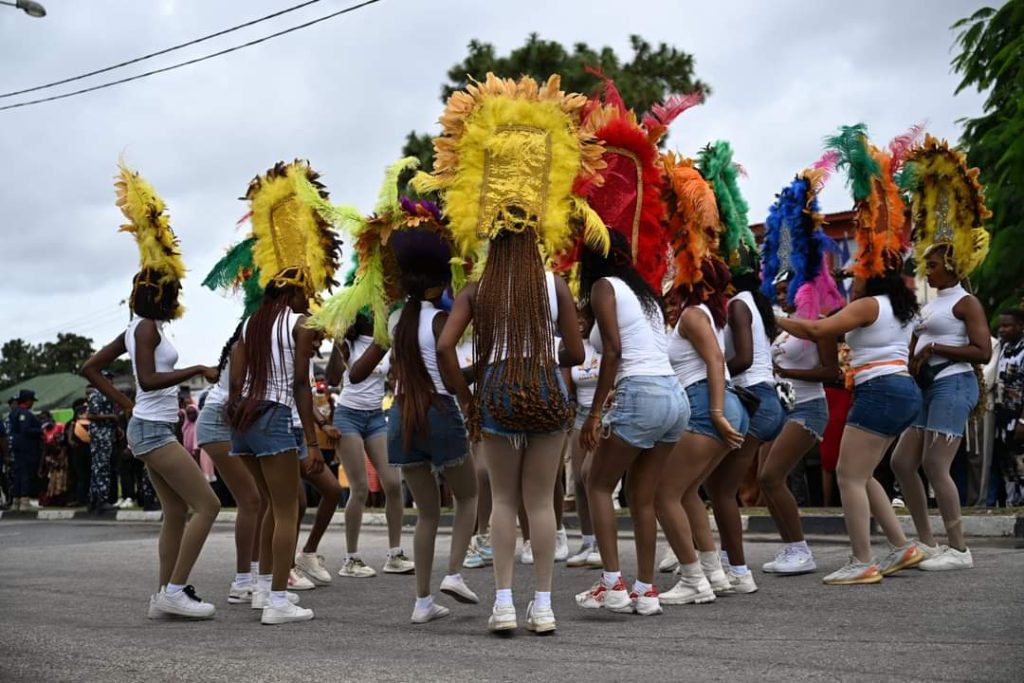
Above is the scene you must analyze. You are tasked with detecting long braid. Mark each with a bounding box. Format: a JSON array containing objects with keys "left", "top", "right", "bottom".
[{"left": 216, "top": 322, "right": 244, "bottom": 374}]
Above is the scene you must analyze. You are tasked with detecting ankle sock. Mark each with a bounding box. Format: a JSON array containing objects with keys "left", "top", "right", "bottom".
[
  {"left": 582, "top": 534, "right": 596, "bottom": 546},
  {"left": 732, "top": 564, "right": 749, "bottom": 575},
  {"left": 165, "top": 583, "right": 184, "bottom": 596},
  {"left": 633, "top": 580, "right": 652, "bottom": 595},
  {"left": 389, "top": 547, "right": 402, "bottom": 558},
  {"left": 601, "top": 571, "right": 621, "bottom": 588},
  {"left": 234, "top": 572, "right": 252, "bottom": 586},
  {"left": 415, "top": 595, "right": 433, "bottom": 611},
  {"left": 494, "top": 588, "right": 513, "bottom": 608},
  {"left": 533, "top": 591, "right": 551, "bottom": 609},
  {"left": 680, "top": 561, "right": 703, "bottom": 578},
  {"left": 269, "top": 590, "right": 289, "bottom": 608},
  {"left": 257, "top": 574, "right": 272, "bottom": 591},
  {"left": 250, "top": 561, "right": 259, "bottom": 576},
  {"left": 788, "top": 540, "right": 810, "bottom": 553}
]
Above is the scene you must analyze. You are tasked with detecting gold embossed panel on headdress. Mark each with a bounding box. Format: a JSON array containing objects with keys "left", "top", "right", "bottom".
[{"left": 478, "top": 124, "right": 552, "bottom": 238}]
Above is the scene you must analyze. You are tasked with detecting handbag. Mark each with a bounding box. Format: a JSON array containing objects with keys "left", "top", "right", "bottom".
[
  {"left": 775, "top": 380, "right": 796, "bottom": 411},
  {"left": 914, "top": 360, "right": 956, "bottom": 391},
  {"left": 732, "top": 385, "right": 762, "bottom": 416}
]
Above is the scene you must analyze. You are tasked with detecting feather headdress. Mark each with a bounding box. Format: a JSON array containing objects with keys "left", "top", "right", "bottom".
[
  {"left": 661, "top": 151, "right": 719, "bottom": 293},
  {"left": 201, "top": 236, "right": 264, "bottom": 319},
  {"left": 412, "top": 73, "right": 609, "bottom": 264},
  {"left": 115, "top": 160, "right": 186, "bottom": 318},
  {"left": 900, "top": 134, "right": 991, "bottom": 280},
  {"left": 698, "top": 141, "right": 757, "bottom": 276}
]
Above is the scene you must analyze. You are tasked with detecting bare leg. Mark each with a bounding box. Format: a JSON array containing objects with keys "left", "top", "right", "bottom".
[
  {"left": 655, "top": 433, "right": 728, "bottom": 565},
  {"left": 837, "top": 427, "right": 901, "bottom": 562},
  {"left": 520, "top": 432, "right": 566, "bottom": 592},
  {"left": 365, "top": 435, "right": 404, "bottom": 550},
  {"left": 921, "top": 434, "right": 966, "bottom": 550},
  {"left": 569, "top": 430, "right": 594, "bottom": 536},
  {"left": 758, "top": 423, "right": 818, "bottom": 543},
  {"left": 628, "top": 443, "right": 674, "bottom": 583},
  {"left": 480, "top": 436, "right": 522, "bottom": 590},
  {"left": 891, "top": 428, "right": 931, "bottom": 542},
  {"left": 443, "top": 458, "right": 478, "bottom": 575},
  {"left": 585, "top": 433, "right": 642, "bottom": 574},
  {"left": 257, "top": 453, "right": 301, "bottom": 591},
  {"left": 471, "top": 443, "right": 492, "bottom": 536},
  {"left": 300, "top": 465, "right": 342, "bottom": 554},
  {"left": 402, "top": 466, "right": 441, "bottom": 599},
  {"left": 705, "top": 435, "right": 761, "bottom": 566},
  {"left": 242, "top": 457, "right": 273, "bottom": 575},
  {"left": 205, "top": 441, "right": 261, "bottom": 573},
  {"left": 145, "top": 465, "right": 186, "bottom": 588},
  {"left": 336, "top": 434, "right": 369, "bottom": 555}
]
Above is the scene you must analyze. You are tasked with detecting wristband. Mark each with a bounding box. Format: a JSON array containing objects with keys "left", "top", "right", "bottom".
[
  {"left": 586, "top": 412, "right": 602, "bottom": 421},
  {"left": 710, "top": 409, "right": 724, "bottom": 414},
  {"left": 305, "top": 443, "right": 318, "bottom": 448}
]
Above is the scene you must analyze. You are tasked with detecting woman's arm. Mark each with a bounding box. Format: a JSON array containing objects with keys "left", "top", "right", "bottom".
[
  {"left": 777, "top": 297, "right": 877, "bottom": 342},
  {"left": 681, "top": 308, "right": 744, "bottom": 450},
  {"left": 80, "top": 333, "right": 134, "bottom": 414},
  {"left": 293, "top": 317, "right": 324, "bottom": 474},
  {"left": 580, "top": 279, "right": 618, "bottom": 452},
  {"left": 228, "top": 340, "right": 246, "bottom": 406},
  {"left": 776, "top": 334, "right": 842, "bottom": 384},
  {"left": 325, "top": 342, "right": 348, "bottom": 387},
  {"left": 347, "top": 343, "right": 387, "bottom": 384},
  {"left": 437, "top": 285, "right": 475, "bottom": 409},
  {"left": 917, "top": 294, "right": 993, "bottom": 366},
  {"left": 554, "top": 275, "right": 584, "bottom": 367},
  {"left": 726, "top": 298, "right": 753, "bottom": 377},
  {"left": 132, "top": 320, "right": 216, "bottom": 391}
]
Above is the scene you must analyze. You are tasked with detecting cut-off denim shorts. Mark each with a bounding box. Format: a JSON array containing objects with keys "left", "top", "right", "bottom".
[
  {"left": 743, "top": 381, "right": 786, "bottom": 442},
  {"left": 231, "top": 401, "right": 299, "bottom": 458},
  {"left": 604, "top": 375, "right": 689, "bottom": 450},
  {"left": 290, "top": 426, "right": 311, "bottom": 461},
  {"left": 478, "top": 362, "right": 570, "bottom": 438},
  {"left": 196, "top": 401, "right": 232, "bottom": 447},
  {"left": 846, "top": 373, "right": 923, "bottom": 438},
  {"left": 684, "top": 381, "right": 749, "bottom": 443},
  {"left": 126, "top": 416, "right": 178, "bottom": 457},
  {"left": 388, "top": 394, "right": 468, "bottom": 471},
  {"left": 333, "top": 405, "right": 387, "bottom": 440},
  {"left": 785, "top": 397, "right": 829, "bottom": 441},
  {"left": 911, "top": 370, "right": 979, "bottom": 438}
]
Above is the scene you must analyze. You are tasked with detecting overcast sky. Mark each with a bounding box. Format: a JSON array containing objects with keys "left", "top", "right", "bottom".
[{"left": 0, "top": 0, "right": 994, "bottom": 368}]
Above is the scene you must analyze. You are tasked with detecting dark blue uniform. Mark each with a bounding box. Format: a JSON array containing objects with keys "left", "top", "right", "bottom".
[{"left": 9, "top": 405, "right": 42, "bottom": 498}]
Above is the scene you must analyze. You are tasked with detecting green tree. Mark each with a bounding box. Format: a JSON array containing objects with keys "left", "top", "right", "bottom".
[
  {"left": 401, "top": 34, "right": 709, "bottom": 192},
  {"left": 0, "top": 339, "right": 40, "bottom": 386},
  {"left": 38, "top": 333, "right": 95, "bottom": 375},
  {"left": 952, "top": 2, "right": 1024, "bottom": 314}
]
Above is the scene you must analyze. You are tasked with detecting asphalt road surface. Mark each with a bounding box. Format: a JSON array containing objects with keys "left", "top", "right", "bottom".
[{"left": 1, "top": 520, "right": 1021, "bottom": 683}]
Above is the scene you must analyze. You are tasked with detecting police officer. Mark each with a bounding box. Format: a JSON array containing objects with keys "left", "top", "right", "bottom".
[{"left": 9, "top": 389, "right": 42, "bottom": 511}]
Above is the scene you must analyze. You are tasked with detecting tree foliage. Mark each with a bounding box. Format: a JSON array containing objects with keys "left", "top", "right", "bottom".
[
  {"left": 0, "top": 333, "right": 96, "bottom": 386},
  {"left": 401, "top": 34, "right": 709, "bottom": 193},
  {"left": 952, "top": 2, "right": 1024, "bottom": 313}
]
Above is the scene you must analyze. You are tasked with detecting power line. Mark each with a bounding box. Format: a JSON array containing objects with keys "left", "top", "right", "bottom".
[
  {"left": 0, "top": 0, "right": 381, "bottom": 113},
  {"left": 0, "top": 0, "right": 325, "bottom": 100}
]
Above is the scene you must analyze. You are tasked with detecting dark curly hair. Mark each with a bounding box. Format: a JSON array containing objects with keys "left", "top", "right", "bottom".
[
  {"left": 580, "top": 230, "right": 663, "bottom": 321},
  {"left": 863, "top": 270, "right": 919, "bottom": 326}
]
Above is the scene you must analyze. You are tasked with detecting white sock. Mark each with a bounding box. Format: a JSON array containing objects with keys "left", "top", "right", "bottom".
[
  {"left": 719, "top": 550, "right": 731, "bottom": 567},
  {"left": 556, "top": 527, "right": 566, "bottom": 535},
  {"left": 234, "top": 572, "right": 252, "bottom": 586},
  {"left": 788, "top": 540, "right": 810, "bottom": 553},
  {"left": 250, "top": 561, "right": 260, "bottom": 576},
  {"left": 533, "top": 591, "right": 551, "bottom": 609},
  {"left": 732, "top": 564, "right": 749, "bottom": 575},
  {"left": 494, "top": 588, "right": 513, "bottom": 608},
  {"left": 633, "top": 580, "right": 652, "bottom": 595},
  {"left": 165, "top": 583, "right": 184, "bottom": 596},
  {"left": 444, "top": 573, "right": 462, "bottom": 584},
  {"left": 257, "top": 574, "right": 272, "bottom": 591},
  {"left": 582, "top": 534, "right": 596, "bottom": 546},
  {"left": 601, "top": 570, "right": 621, "bottom": 588},
  {"left": 415, "top": 595, "right": 433, "bottom": 611},
  {"left": 269, "top": 590, "right": 289, "bottom": 608},
  {"left": 680, "top": 561, "right": 703, "bottom": 578}
]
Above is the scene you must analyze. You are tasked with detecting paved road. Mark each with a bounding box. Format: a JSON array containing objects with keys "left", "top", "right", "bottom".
[{"left": 1, "top": 521, "right": 1021, "bottom": 682}]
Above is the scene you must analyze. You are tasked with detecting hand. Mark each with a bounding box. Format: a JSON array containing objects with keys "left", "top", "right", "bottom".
[
  {"left": 322, "top": 425, "right": 341, "bottom": 440},
  {"left": 712, "top": 413, "right": 745, "bottom": 450},
  {"left": 302, "top": 447, "right": 325, "bottom": 476},
  {"left": 202, "top": 366, "right": 220, "bottom": 383},
  {"left": 910, "top": 344, "right": 933, "bottom": 376},
  {"left": 772, "top": 364, "right": 787, "bottom": 379},
  {"left": 579, "top": 414, "right": 601, "bottom": 452}
]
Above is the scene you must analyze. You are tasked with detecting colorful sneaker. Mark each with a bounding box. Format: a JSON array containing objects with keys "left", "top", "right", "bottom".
[
  {"left": 525, "top": 600, "right": 556, "bottom": 633},
  {"left": 554, "top": 528, "right": 570, "bottom": 562},
  {"left": 295, "top": 552, "right": 332, "bottom": 585},
  {"left": 475, "top": 534, "right": 494, "bottom": 564},
  {"left": 576, "top": 578, "right": 630, "bottom": 611},
  {"left": 288, "top": 568, "right": 316, "bottom": 590},
  {"left": 227, "top": 582, "right": 253, "bottom": 604},
  {"left": 918, "top": 546, "right": 973, "bottom": 571},
  {"left": 383, "top": 550, "right": 416, "bottom": 575},
  {"left": 726, "top": 568, "right": 758, "bottom": 594},
  {"left": 519, "top": 541, "right": 534, "bottom": 565},
  {"left": 411, "top": 601, "right": 450, "bottom": 624},
  {"left": 878, "top": 541, "right": 925, "bottom": 576},
  {"left": 261, "top": 601, "right": 314, "bottom": 625},
  {"left": 699, "top": 551, "right": 733, "bottom": 594},
  {"left": 632, "top": 587, "right": 663, "bottom": 616},
  {"left": 658, "top": 549, "right": 679, "bottom": 573},
  {"left": 660, "top": 572, "right": 716, "bottom": 605},
  {"left": 463, "top": 549, "right": 485, "bottom": 569},
  {"left": 488, "top": 603, "right": 517, "bottom": 632},
  {"left": 152, "top": 586, "right": 216, "bottom": 619},
  {"left": 338, "top": 557, "right": 377, "bottom": 578},
  {"left": 822, "top": 557, "right": 883, "bottom": 585},
  {"left": 440, "top": 574, "right": 479, "bottom": 604},
  {"left": 566, "top": 542, "right": 598, "bottom": 568},
  {"left": 915, "top": 542, "right": 943, "bottom": 562},
  {"left": 251, "top": 589, "right": 300, "bottom": 610}
]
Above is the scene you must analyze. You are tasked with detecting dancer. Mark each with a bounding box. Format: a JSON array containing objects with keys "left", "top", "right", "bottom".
[
  {"left": 565, "top": 308, "right": 602, "bottom": 568},
  {"left": 778, "top": 125, "right": 923, "bottom": 585},
  {"left": 81, "top": 162, "right": 220, "bottom": 619},
  {"left": 891, "top": 135, "right": 992, "bottom": 570},
  {"left": 421, "top": 74, "right": 601, "bottom": 633},
  {"left": 757, "top": 160, "right": 845, "bottom": 575}
]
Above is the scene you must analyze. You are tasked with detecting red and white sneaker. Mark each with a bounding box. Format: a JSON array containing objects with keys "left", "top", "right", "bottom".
[
  {"left": 575, "top": 578, "right": 631, "bottom": 612},
  {"left": 631, "top": 587, "right": 663, "bottom": 616}
]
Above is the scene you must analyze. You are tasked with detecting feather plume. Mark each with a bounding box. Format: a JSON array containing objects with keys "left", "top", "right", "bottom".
[
  {"left": 640, "top": 91, "right": 705, "bottom": 144},
  {"left": 888, "top": 122, "right": 926, "bottom": 174},
  {"left": 824, "top": 124, "right": 879, "bottom": 202},
  {"left": 698, "top": 141, "right": 755, "bottom": 274}
]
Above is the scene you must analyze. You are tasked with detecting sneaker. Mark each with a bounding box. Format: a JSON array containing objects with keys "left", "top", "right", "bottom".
[
  {"left": 152, "top": 586, "right": 216, "bottom": 619},
  {"left": 566, "top": 543, "right": 598, "bottom": 568},
  {"left": 411, "top": 601, "right": 450, "bottom": 624},
  {"left": 440, "top": 574, "right": 479, "bottom": 604},
  {"left": 383, "top": 550, "right": 416, "bottom": 575},
  {"left": 658, "top": 549, "right": 680, "bottom": 573},
  {"left": 891, "top": 497, "right": 906, "bottom": 508},
  {"left": 585, "top": 550, "right": 603, "bottom": 568},
  {"left": 764, "top": 546, "right": 817, "bottom": 575},
  {"left": 261, "top": 600, "right": 314, "bottom": 625},
  {"left": 726, "top": 568, "right": 758, "bottom": 594},
  {"left": 475, "top": 534, "right": 494, "bottom": 564},
  {"left": 147, "top": 592, "right": 163, "bottom": 619},
  {"left": 519, "top": 541, "right": 534, "bottom": 565},
  {"left": 463, "top": 549, "right": 485, "bottom": 569},
  {"left": 660, "top": 572, "right": 717, "bottom": 605},
  {"left": 118, "top": 497, "right": 136, "bottom": 509},
  {"left": 918, "top": 546, "right": 973, "bottom": 571},
  {"left": 632, "top": 587, "right": 663, "bottom": 616},
  {"left": 878, "top": 541, "right": 925, "bottom": 576},
  {"left": 699, "top": 551, "right": 733, "bottom": 594},
  {"left": 227, "top": 582, "right": 253, "bottom": 604},
  {"left": 488, "top": 603, "right": 517, "bottom": 632},
  {"left": 916, "top": 542, "right": 943, "bottom": 562},
  {"left": 251, "top": 589, "right": 299, "bottom": 609},
  {"left": 114, "top": 497, "right": 125, "bottom": 507},
  {"left": 525, "top": 600, "right": 556, "bottom": 633},
  {"left": 822, "top": 558, "right": 883, "bottom": 585},
  {"left": 295, "top": 553, "right": 332, "bottom": 585},
  {"left": 575, "top": 578, "right": 631, "bottom": 612},
  {"left": 339, "top": 557, "right": 377, "bottom": 578},
  {"left": 554, "top": 529, "right": 570, "bottom": 562},
  {"left": 288, "top": 568, "right": 316, "bottom": 591}
]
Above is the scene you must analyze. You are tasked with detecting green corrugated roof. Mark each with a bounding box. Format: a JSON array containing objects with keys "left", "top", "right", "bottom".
[{"left": 1, "top": 372, "right": 89, "bottom": 415}]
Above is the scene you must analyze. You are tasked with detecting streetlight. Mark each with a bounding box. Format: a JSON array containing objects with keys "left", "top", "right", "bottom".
[{"left": 0, "top": 0, "right": 46, "bottom": 18}]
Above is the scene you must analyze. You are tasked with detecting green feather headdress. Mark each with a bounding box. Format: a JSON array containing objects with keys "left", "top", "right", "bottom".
[
  {"left": 202, "top": 236, "right": 264, "bottom": 319},
  {"left": 698, "top": 140, "right": 756, "bottom": 275}
]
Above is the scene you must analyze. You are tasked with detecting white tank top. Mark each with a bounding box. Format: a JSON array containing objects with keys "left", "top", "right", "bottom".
[
  {"left": 488, "top": 272, "right": 559, "bottom": 363},
  {"left": 588, "top": 277, "right": 673, "bottom": 383},
  {"left": 667, "top": 304, "right": 728, "bottom": 388},
  {"left": 419, "top": 302, "right": 450, "bottom": 396},
  {"left": 916, "top": 284, "right": 973, "bottom": 381},
  {"left": 205, "top": 358, "right": 230, "bottom": 406},
  {"left": 772, "top": 332, "right": 826, "bottom": 404},
  {"left": 847, "top": 295, "right": 915, "bottom": 385},
  {"left": 242, "top": 309, "right": 300, "bottom": 407},
  {"left": 725, "top": 291, "right": 775, "bottom": 387},
  {"left": 338, "top": 335, "right": 389, "bottom": 410},
  {"left": 125, "top": 318, "right": 180, "bottom": 422},
  {"left": 571, "top": 341, "right": 602, "bottom": 408}
]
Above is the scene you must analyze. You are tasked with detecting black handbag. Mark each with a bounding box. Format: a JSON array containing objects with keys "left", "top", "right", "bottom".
[
  {"left": 732, "top": 385, "right": 762, "bottom": 416},
  {"left": 914, "top": 360, "right": 956, "bottom": 391}
]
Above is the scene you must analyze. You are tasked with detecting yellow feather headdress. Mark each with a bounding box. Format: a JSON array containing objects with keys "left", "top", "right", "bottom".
[
  {"left": 412, "top": 73, "right": 609, "bottom": 264},
  {"left": 115, "top": 160, "right": 186, "bottom": 318},
  {"left": 901, "top": 135, "right": 991, "bottom": 280}
]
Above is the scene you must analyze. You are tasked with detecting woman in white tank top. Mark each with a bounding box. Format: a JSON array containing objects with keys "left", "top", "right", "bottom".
[{"left": 891, "top": 245, "right": 992, "bottom": 570}]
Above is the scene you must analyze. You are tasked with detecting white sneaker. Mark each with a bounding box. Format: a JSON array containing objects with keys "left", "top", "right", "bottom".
[
  {"left": 658, "top": 549, "right": 680, "bottom": 573},
  {"left": 383, "top": 550, "right": 416, "bottom": 575},
  {"left": 147, "top": 592, "right": 163, "bottom": 619},
  {"left": 660, "top": 573, "right": 717, "bottom": 605},
  {"left": 632, "top": 588, "right": 663, "bottom": 616},
  {"left": 261, "top": 600, "right": 314, "bottom": 625},
  {"left": 554, "top": 529, "right": 570, "bottom": 562},
  {"left": 114, "top": 497, "right": 125, "bottom": 507},
  {"left": 488, "top": 603, "right": 517, "bottom": 632},
  {"left": 727, "top": 568, "right": 758, "bottom": 594},
  {"left": 519, "top": 541, "right": 534, "bottom": 565},
  {"left": 151, "top": 586, "right": 216, "bottom": 619},
  {"left": 916, "top": 542, "right": 943, "bottom": 562},
  {"left": 251, "top": 589, "right": 300, "bottom": 609},
  {"left": 338, "top": 557, "right": 377, "bottom": 578},
  {"left": 918, "top": 546, "right": 973, "bottom": 571},
  {"left": 764, "top": 546, "right": 817, "bottom": 575},
  {"left": 566, "top": 542, "right": 598, "bottom": 568},
  {"left": 699, "top": 551, "right": 733, "bottom": 594},
  {"left": 440, "top": 574, "right": 479, "bottom": 604},
  {"left": 227, "top": 582, "right": 253, "bottom": 604},
  {"left": 411, "top": 601, "right": 450, "bottom": 624},
  {"left": 525, "top": 600, "right": 556, "bottom": 633},
  {"left": 295, "top": 552, "right": 332, "bottom": 585},
  {"left": 118, "top": 497, "right": 136, "bottom": 509},
  {"left": 575, "top": 578, "right": 631, "bottom": 612},
  {"left": 288, "top": 568, "right": 316, "bottom": 591},
  {"left": 891, "top": 497, "right": 906, "bottom": 508}
]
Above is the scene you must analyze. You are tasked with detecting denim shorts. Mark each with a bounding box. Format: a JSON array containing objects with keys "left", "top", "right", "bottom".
[
  {"left": 743, "top": 381, "right": 786, "bottom": 442},
  {"left": 911, "top": 371, "right": 979, "bottom": 438},
  {"left": 785, "top": 398, "right": 829, "bottom": 441},
  {"left": 196, "top": 402, "right": 232, "bottom": 447},
  {"left": 478, "top": 362, "right": 570, "bottom": 437},
  {"left": 126, "top": 417, "right": 178, "bottom": 457},
  {"left": 290, "top": 427, "right": 310, "bottom": 461},
  {"left": 388, "top": 395, "right": 468, "bottom": 471},
  {"left": 333, "top": 405, "right": 387, "bottom": 440},
  {"left": 604, "top": 375, "right": 689, "bottom": 449},
  {"left": 230, "top": 401, "right": 299, "bottom": 458},
  {"left": 684, "top": 381, "right": 749, "bottom": 443},
  {"left": 573, "top": 406, "right": 594, "bottom": 432},
  {"left": 847, "top": 374, "right": 923, "bottom": 438}
]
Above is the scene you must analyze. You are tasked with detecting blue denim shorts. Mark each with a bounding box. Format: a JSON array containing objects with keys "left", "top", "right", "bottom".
[
  {"left": 196, "top": 402, "right": 232, "bottom": 447},
  {"left": 604, "top": 375, "right": 689, "bottom": 449},
  {"left": 126, "top": 417, "right": 178, "bottom": 457},
  {"left": 573, "top": 406, "right": 594, "bottom": 432},
  {"left": 388, "top": 395, "right": 468, "bottom": 471},
  {"left": 743, "top": 381, "right": 786, "bottom": 442},
  {"left": 290, "top": 427, "right": 310, "bottom": 461},
  {"left": 785, "top": 398, "right": 829, "bottom": 441},
  {"left": 911, "top": 371, "right": 979, "bottom": 438},
  {"left": 478, "top": 362, "right": 570, "bottom": 437},
  {"left": 684, "top": 381, "right": 749, "bottom": 443},
  {"left": 231, "top": 401, "right": 299, "bottom": 458},
  {"left": 847, "top": 374, "right": 923, "bottom": 438},
  {"left": 333, "top": 405, "right": 387, "bottom": 440}
]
